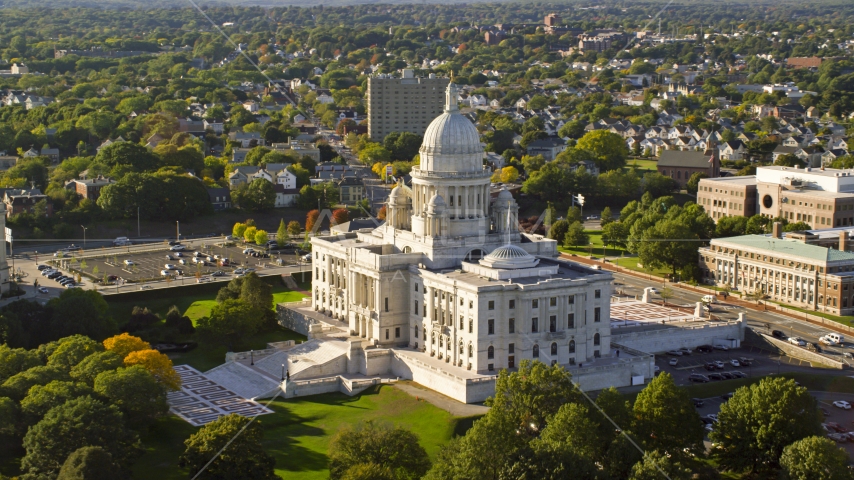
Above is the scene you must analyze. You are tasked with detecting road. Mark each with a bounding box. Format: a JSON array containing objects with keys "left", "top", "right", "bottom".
[{"left": 611, "top": 270, "right": 853, "bottom": 363}]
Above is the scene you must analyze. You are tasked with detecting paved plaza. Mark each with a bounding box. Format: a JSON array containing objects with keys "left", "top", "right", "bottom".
[
  {"left": 167, "top": 365, "right": 275, "bottom": 426},
  {"left": 610, "top": 299, "right": 697, "bottom": 326}
]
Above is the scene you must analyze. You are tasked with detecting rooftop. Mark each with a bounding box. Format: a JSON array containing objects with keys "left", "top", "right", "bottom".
[
  {"left": 711, "top": 234, "right": 854, "bottom": 263},
  {"left": 699, "top": 176, "right": 757, "bottom": 186}
]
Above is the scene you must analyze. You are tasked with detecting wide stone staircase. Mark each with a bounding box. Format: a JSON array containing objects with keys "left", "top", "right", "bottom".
[
  {"left": 203, "top": 361, "right": 281, "bottom": 400},
  {"left": 254, "top": 338, "right": 350, "bottom": 380}
]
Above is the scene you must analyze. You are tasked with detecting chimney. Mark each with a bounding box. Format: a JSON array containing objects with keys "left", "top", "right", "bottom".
[
  {"left": 841, "top": 231, "right": 849, "bottom": 252},
  {"left": 772, "top": 221, "right": 782, "bottom": 239}
]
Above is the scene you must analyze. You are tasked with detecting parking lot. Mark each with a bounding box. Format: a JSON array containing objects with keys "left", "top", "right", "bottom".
[
  {"left": 654, "top": 345, "right": 819, "bottom": 387},
  {"left": 47, "top": 239, "right": 310, "bottom": 284}
]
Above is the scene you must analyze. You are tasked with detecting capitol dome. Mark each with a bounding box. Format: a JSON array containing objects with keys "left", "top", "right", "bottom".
[
  {"left": 418, "top": 83, "right": 484, "bottom": 173},
  {"left": 478, "top": 245, "right": 540, "bottom": 270}
]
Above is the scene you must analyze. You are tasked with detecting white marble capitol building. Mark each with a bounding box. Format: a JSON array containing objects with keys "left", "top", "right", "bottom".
[{"left": 304, "top": 84, "right": 654, "bottom": 401}]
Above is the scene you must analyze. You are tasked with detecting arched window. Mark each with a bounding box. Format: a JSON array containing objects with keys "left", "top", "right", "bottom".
[
  {"left": 459, "top": 340, "right": 464, "bottom": 355},
  {"left": 431, "top": 332, "right": 435, "bottom": 345},
  {"left": 677, "top": 171, "right": 682, "bottom": 179},
  {"left": 487, "top": 346, "right": 494, "bottom": 359},
  {"left": 594, "top": 333, "right": 601, "bottom": 346},
  {"left": 403, "top": 246, "right": 412, "bottom": 253},
  {"left": 569, "top": 340, "right": 576, "bottom": 353},
  {"left": 533, "top": 344, "right": 540, "bottom": 358},
  {"left": 468, "top": 343, "right": 473, "bottom": 358},
  {"left": 551, "top": 342, "right": 557, "bottom": 356}
]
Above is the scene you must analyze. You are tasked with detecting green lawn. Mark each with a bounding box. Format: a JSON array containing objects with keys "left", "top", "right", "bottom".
[
  {"left": 168, "top": 327, "right": 307, "bottom": 372},
  {"left": 558, "top": 231, "right": 629, "bottom": 257},
  {"left": 627, "top": 159, "right": 658, "bottom": 172},
  {"left": 131, "top": 385, "right": 476, "bottom": 480},
  {"left": 611, "top": 256, "right": 671, "bottom": 278}
]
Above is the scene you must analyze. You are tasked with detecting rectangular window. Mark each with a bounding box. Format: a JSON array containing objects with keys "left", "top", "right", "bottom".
[
  {"left": 509, "top": 300, "right": 515, "bottom": 309},
  {"left": 549, "top": 315, "right": 557, "bottom": 332},
  {"left": 532, "top": 317, "right": 539, "bottom": 333},
  {"left": 550, "top": 297, "right": 557, "bottom": 307},
  {"left": 488, "top": 320, "right": 495, "bottom": 335},
  {"left": 469, "top": 320, "right": 473, "bottom": 333},
  {"left": 385, "top": 329, "right": 389, "bottom": 340},
  {"left": 488, "top": 300, "right": 495, "bottom": 310},
  {"left": 509, "top": 343, "right": 515, "bottom": 354},
  {"left": 414, "top": 284, "right": 419, "bottom": 292},
  {"left": 423, "top": 305, "right": 426, "bottom": 317},
  {"left": 414, "top": 301, "right": 418, "bottom": 314},
  {"left": 594, "top": 289, "right": 601, "bottom": 299},
  {"left": 488, "top": 348, "right": 494, "bottom": 359},
  {"left": 395, "top": 327, "right": 400, "bottom": 338},
  {"left": 532, "top": 299, "right": 539, "bottom": 309},
  {"left": 509, "top": 318, "right": 515, "bottom": 333},
  {"left": 567, "top": 313, "right": 575, "bottom": 328},
  {"left": 508, "top": 356, "right": 515, "bottom": 368},
  {"left": 594, "top": 307, "right": 601, "bottom": 323},
  {"left": 568, "top": 295, "right": 575, "bottom": 304},
  {"left": 460, "top": 316, "right": 464, "bottom": 329},
  {"left": 488, "top": 363, "right": 494, "bottom": 371},
  {"left": 385, "top": 298, "right": 389, "bottom": 312}
]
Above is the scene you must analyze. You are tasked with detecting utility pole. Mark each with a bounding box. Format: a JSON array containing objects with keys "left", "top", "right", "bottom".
[
  {"left": 80, "top": 225, "right": 87, "bottom": 249},
  {"left": 176, "top": 221, "right": 180, "bottom": 243}
]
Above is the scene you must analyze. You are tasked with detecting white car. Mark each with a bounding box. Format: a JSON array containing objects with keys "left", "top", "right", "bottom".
[
  {"left": 160, "top": 270, "right": 174, "bottom": 277},
  {"left": 833, "top": 400, "right": 851, "bottom": 410},
  {"left": 788, "top": 337, "right": 806, "bottom": 347},
  {"left": 123, "top": 260, "right": 135, "bottom": 266},
  {"left": 164, "top": 264, "right": 177, "bottom": 270},
  {"left": 730, "top": 359, "right": 741, "bottom": 367},
  {"left": 668, "top": 358, "right": 678, "bottom": 366},
  {"left": 301, "top": 253, "right": 312, "bottom": 262},
  {"left": 170, "top": 245, "right": 186, "bottom": 251},
  {"left": 242, "top": 248, "right": 254, "bottom": 254},
  {"left": 706, "top": 413, "right": 718, "bottom": 422},
  {"left": 37, "top": 286, "right": 49, "bottom": 294},
  {"left": 701, "top": 295, "right": 717, "bottom": 304}
]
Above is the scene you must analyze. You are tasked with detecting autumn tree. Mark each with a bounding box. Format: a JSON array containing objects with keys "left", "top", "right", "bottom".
[
  {"left": 123, "top": 349, "right": 181, "bottom": 391},
  {"left": 306, "top": 209, "right": 320, "bottom": 232},
  {"left": 103, "top": 333, "right": 150, "bottom": 360}
]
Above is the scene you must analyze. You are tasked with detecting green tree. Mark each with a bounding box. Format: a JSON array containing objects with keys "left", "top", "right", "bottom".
[
  {"left": 775, "top": 154, "right": 804, "bottom": 167},
  {"left": 602, "top": 221, "right": 628, "bottom": 250},
  {"left": 632, "top": 373, "right": 704, "bottom": 457},
  {"left": 69, "top": 351, "right": 124, "bottom": 386},
  {"left": 780, "top": 436, "right": 853, "bottom": 480},
  {"left": 0, "top": 396, "right": 17, "bottom": 436},
  {"left": 243, "top": 226, "right": 258, "bottom": 243},
  {"left": 22, "top": 396, "right": 140, "bottom": 479},
  {"left": 196, "top": 299, "right": 264, "bottom": 350},
  {"left": 276, "top": 219, "right": 288, "bottom": 247},
  {"left": 784, "top": 221, "right": 813, "bottom": 232},
  {"left": 329, "top": 421, "right": 431, "bottom": 480},
  {"left": 254, "top": 229, "right": 269, "bottom": 245},
  {"left": 715, "top": 216, "right": 748, "bottom": 237},
  {"left": 383, "top": 132, "right": 422, "bottom": 162},
  {"left": 637, "top": 220, "right": 699, "bottom": 275},
  {"left": 711, "top": 377, "right": 823, "bottom": 474},
  {"left": 47, "top": 335, "right": 104, "bottom": 372},
  {"left": 746, "top": 214, "right": 772, "bottom": 234},
  {"left": 94, "top": 366, "right": 168, "bottom": 430},
  {"left": 576, "top": 130, "right": 629, "bottom": 171},
  {"left": 46, "top": 290, "right": 117, "bottom": 343},
  {"left": 57, "top": 446, "right": 122, "bottom": 480},
  {"left": 558, "top": 120, "right": 586, "bottom": 139},
  {"left": 287, "top": 221, "right": 301, "bottom": 237},
  {"left": 600, "top": 206, "right": 613, "bottom": 226},
  {"left": 686, "top": 172, "right": 708, "bottom": 194},
  {"left": 563, "top": 221, "right": 589, "bottom": 249},
  {"left": 179, "top": 413, "right": 277, "bottom": 480},
  {"left": 232, "top": 179, "right": 276, "bottom": 212},
  {"left": 0, "top": 345, "right": 41, "bottom": 384},
  {"left": 641, "top": 172, "right": 679, "bottom": 197},
  {"left": 565, "top": 206, "right": 582, "bottom": 224},
  {"left": 20, "top": 380, "right": 93, "bottom": 426},
  {"left": 548, "top": 219, "right": 569, "bottom": 242},
  {"left": 233, "top": 222, "right": 247, "bottom": 238},
  {"left": 1, "top": 365, "right": 68, "bottom": 401},
  {"left": 628, "top": 450, "right": 693, "bottom": 480}
]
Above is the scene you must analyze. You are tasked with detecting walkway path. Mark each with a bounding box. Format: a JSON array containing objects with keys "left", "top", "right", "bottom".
[{"left": 394, "top": 381, "right": 489, "bottom": 417}]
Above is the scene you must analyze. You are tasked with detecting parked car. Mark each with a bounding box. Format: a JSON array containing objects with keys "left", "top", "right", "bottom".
[
  {"left": 586, "top": 215, "right": 599, "bottom": 220},
  {"left": 170, "top": 245, "right": 185, "bottom": 251},
  {"left": 174, "top": 252, "right": 183, "bottom": 257},
  {"left": 242, "top": 248, "right": 254, "bottom": 254},
  {"left": 721, "top": 392, "right": 734, "bottom": 400},
  {"left": 692, "top": 397, "right": 705, "bottom": 407},
  {"left": 789, "top": 337, "right": 806, "bottom": 347},
  {"left": 701, "top": 295, "right": 717, "bottom": 304},
  {"left": 730, "top": 371, "right": 746, "bottom": 378},
  {"left": 212, "top": 271, "right": 225, "bottom": 277},
  {"left": 738, "top": 357, "right": 753, "bottom": 366},
  {"left": 708, "top": 373, "right": 723, "bottom": 381},
  {"left": 714, "top": 344, "right": 730, "bottom": 351},
  {"left": 706, "top": 414, "right": 719, "bottom": 422},
  {"left": 720, "top": 372, "right": 734, "bottom": 380},
  {"left": 666, "top": 350, "right": 683, "bottom": 356},
  {"left": 833, "top": 400, "right": 851, "bottom": 410},
  {"left": 179, "top": 259, "right": 188, "bottom": 265},
  {"left": 164, "top": 264, "right": 177, "bottom": 270},
  {"left": 704, "top": 363, "right": 716, "bottom": 371},
  {"left": 301, "top": 253, "right": 312, "bottom": 262},
  {"left": 696, "top": 345, "right": 714, "bottom": 353},
  {"left": 123, "top": 259, "right": 135, "bottom": 266},
  {"left": 689, "top": 374, "right": 709, "bottom": 384},
  {"left": 730, "top": 359, "right": 741, "bottom": 367},
  {"left": 233, "top": 268, "right": 246, "bottom": 275},
  {"left": 713, "top": 360, "right": 725, "bottom": 369},
  {"left": 160, "top": 270, "right": 174, "bottom": 277},
  {"left": 772, "top": 330, "right": 786, "bottom": 339},
  {"left": 37, "top": 286, "right": 48, "bottom": 294},
  {"left": 37, "top": 264, "right": 50, "bottom": 271},
  {"left": 678, "top": 347, "right": 692, "bottom": 355},
  {"left": 669, "top": 358, "right": 678, "bottom": 366}
]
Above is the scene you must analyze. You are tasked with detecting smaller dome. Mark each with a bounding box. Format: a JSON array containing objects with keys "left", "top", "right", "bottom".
[
  {"left": 497, "top": 188, "right": 513, "bottom": 201},
  {"left": 427, "top": 194, "right": 447, "bottom": 214},
  {"left": 479, "top": 245, "right": 539, "bottom": 269},
  {"left": 389, "top": 184, "right": 411, "bottom": 202}
]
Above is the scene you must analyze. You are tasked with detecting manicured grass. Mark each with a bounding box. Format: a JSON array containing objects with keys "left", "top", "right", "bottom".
[
  {"left": 611, "top": 256, "right": 671, "bottom": 278},
  {"left": 627, "top": 159, "right": 658, "bottom": 172},
  {"left": 558, "top": 231, "right": 629, "bottom": 257},
  {"left": 273, "top": 290, "right": 308, "bottom": 305},
  {"left": 184, "top": 299, "right": 218, "bottom": 322},
  {"left": 168, "top": 327, "right": 307, "bottom": 372},
  {"left": 131, "top": 385, "right": 475, "bottom": 480}
]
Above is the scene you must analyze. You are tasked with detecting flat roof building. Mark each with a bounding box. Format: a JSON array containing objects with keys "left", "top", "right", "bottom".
[{"left": 367, "top": 70, "right": 448, "bottom": 141}]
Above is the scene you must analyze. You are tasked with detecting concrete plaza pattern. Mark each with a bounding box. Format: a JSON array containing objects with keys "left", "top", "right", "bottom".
[
  {"left": 167, "top": 365, "right": 275, "bottom": 426},
  {"left": 610, "top": 300, "right": 696, "bottom": 326}
]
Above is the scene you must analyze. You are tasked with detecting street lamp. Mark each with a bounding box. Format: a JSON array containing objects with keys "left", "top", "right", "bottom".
[
  {"left": 80, "top": 225, "right": 87, "bottom": 249},
  {"left": 250, "top": 349, "right": 254, "bottom": 366},
  {"left": 281, "top": 364, "right": 285, "bottom": 381}
]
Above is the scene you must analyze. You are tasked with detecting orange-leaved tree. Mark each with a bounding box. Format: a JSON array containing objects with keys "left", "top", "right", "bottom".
[
  {"left": 306, "top": 209, "right": 320, "bottom": 232},
  {"left": 331, "top": 208, "right": 349, "bottom": 226},
  {"left": 103, "top": 333, "right": 151, "bottom": 359},
  {"left": 124, "top": 349, "right": 182, "bottom": 391}
]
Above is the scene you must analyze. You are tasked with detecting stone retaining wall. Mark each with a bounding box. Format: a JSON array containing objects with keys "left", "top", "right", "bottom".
[{"left": 759, "top": 333, "right": 845, "bottom": 369}]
